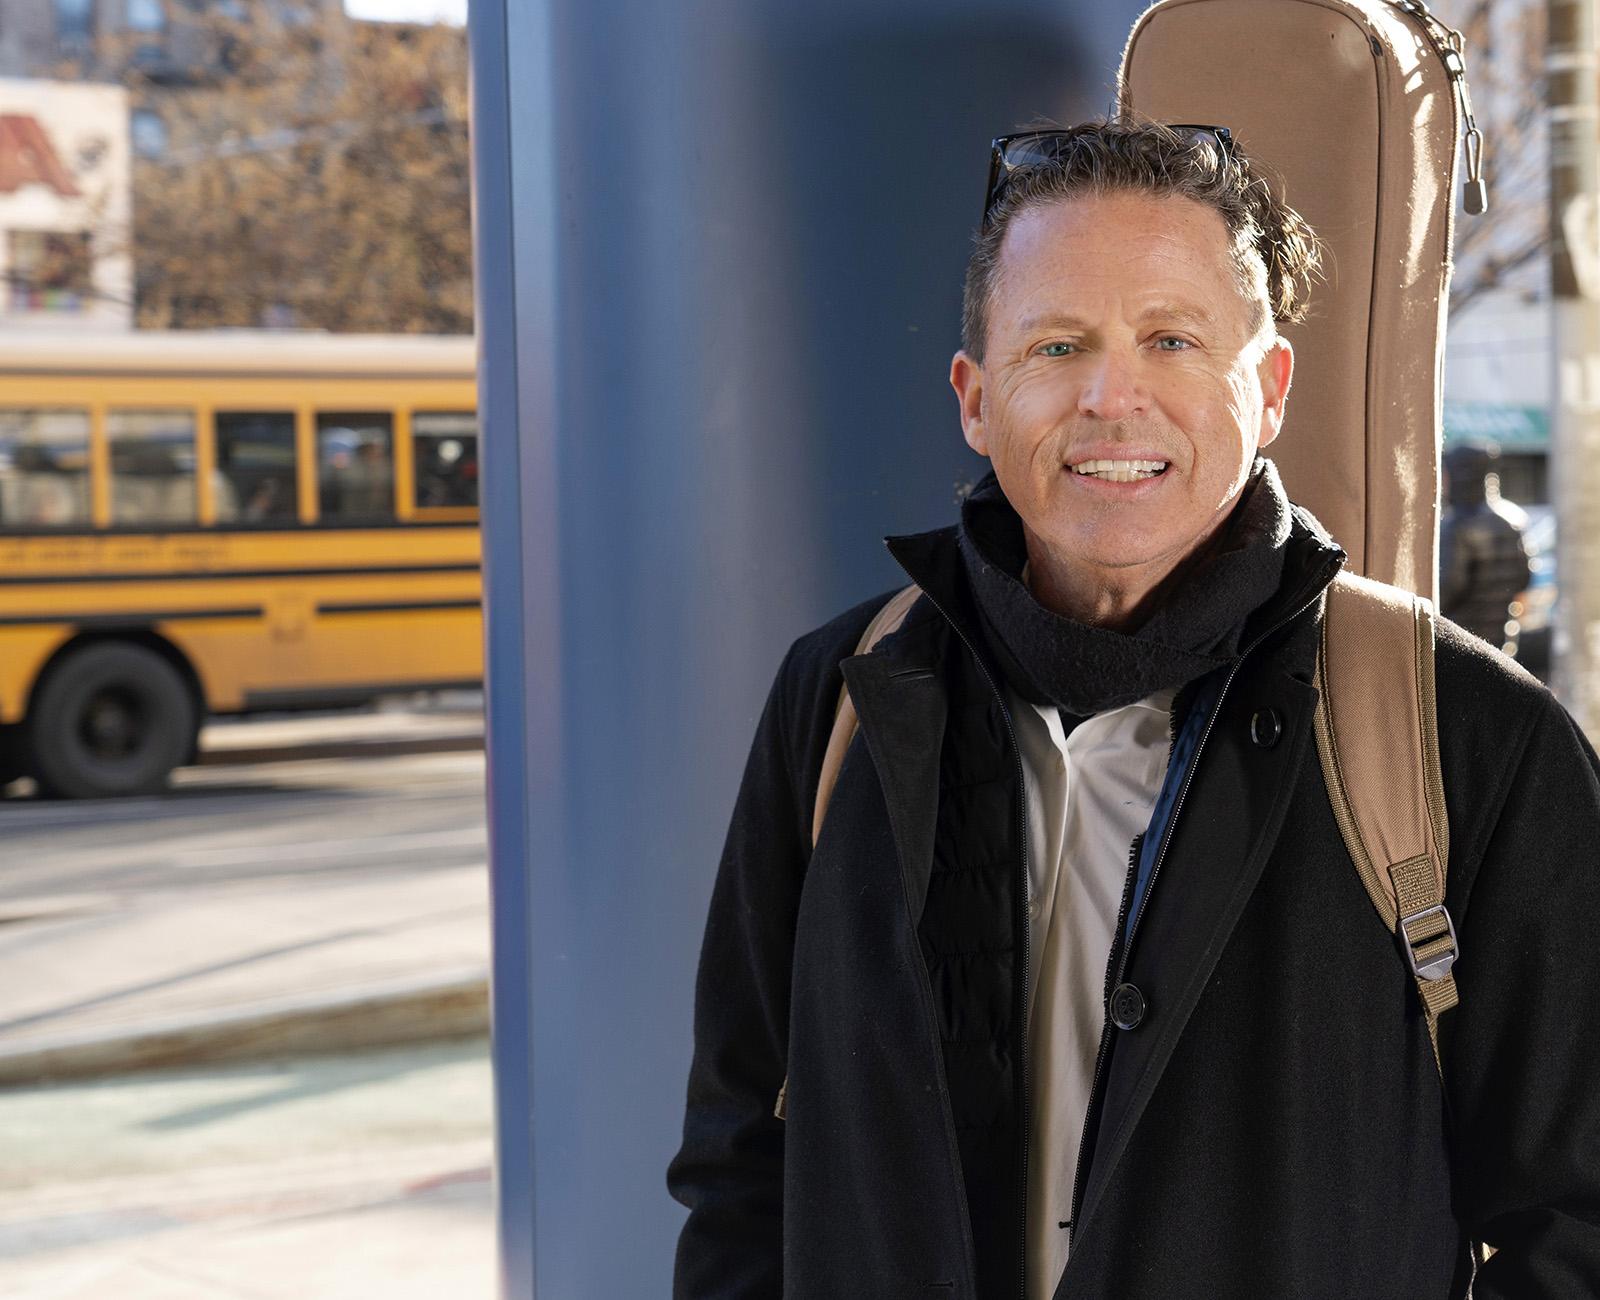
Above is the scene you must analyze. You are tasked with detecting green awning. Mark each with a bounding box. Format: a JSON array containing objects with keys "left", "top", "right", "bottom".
[{"left": 1442, "top": 402, "right": 1549, "bottom": 451}]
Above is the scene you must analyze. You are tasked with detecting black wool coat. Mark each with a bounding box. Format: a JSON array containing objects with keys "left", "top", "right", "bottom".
[{"left": 667, "top": 511, "right": 1600, "bottom": 1300}]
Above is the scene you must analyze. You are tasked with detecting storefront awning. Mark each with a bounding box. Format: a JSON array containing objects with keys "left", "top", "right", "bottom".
[{"left": 1442, "top": 401, "right": 1549, "bottom": 452}]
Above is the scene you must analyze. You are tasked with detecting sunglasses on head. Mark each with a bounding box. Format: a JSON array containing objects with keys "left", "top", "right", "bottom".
[{"left": 981, "top": 124, "right": 1235, "bottom": 231}]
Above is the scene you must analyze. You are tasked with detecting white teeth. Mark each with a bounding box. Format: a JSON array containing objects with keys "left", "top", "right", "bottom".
[{"left": 1070, "top": 458, "right": 1168, "bottom": 483}]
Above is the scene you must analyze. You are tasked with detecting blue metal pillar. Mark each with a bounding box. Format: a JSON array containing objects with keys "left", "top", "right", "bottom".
[{"left": 468, "top": 2, "right": 1148, "bottom": 1293}]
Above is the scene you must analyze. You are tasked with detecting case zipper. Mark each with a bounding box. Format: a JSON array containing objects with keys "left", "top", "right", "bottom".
[{"left": 1388, "top": 0, "right": 1489, "bottom": 214}]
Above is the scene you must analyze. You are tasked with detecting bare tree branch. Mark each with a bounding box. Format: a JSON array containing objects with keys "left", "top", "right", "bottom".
[{"left": 71, "top": 7, "right": 474, "bottom": 332}]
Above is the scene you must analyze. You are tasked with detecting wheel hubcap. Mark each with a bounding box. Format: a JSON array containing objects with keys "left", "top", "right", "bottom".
[{"left": 79, "top": 687, "right": 145, "bottom": 759}]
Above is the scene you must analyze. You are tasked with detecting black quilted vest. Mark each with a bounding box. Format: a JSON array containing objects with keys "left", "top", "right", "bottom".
[{"left": 917, "top": 625, "right": 1027, "bottom": 1299}]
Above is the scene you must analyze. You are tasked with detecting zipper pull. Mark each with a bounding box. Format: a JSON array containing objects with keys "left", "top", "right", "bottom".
[
  {"left": 1444, "top": 28, "right": 1489, "bottom": 214},
  {"left": 1390, "top": 0, "right": 1489, "bottom": 215},
  {"left": 1462, "top": 122, "right": 1488, "bottom": 215}
]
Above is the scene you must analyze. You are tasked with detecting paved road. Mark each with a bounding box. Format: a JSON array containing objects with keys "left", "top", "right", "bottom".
[{"left": 0, "top": 748, "right": 488, "bottom": 904}]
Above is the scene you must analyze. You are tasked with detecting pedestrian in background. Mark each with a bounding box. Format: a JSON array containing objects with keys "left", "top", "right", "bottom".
[{"left": 1438, "top": 441, "right": 1532, "bottom": 657}]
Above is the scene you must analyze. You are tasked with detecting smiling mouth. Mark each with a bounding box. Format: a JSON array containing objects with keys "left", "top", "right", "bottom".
[{"left": 1068, "top": 458, "right": 1169, "bottom": 483}]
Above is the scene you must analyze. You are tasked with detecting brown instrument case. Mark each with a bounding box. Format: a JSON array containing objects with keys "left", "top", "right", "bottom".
[{"left": 1121, "top": 0, "right": 1485, "bottom": 597}]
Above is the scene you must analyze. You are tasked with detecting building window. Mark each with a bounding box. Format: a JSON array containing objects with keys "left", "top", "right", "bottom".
[
  {"left": 55, "top": 0, "right": 95, "bottom": 43},
  {"left": 7, "top": 230, "right": 93, "bottom": 314},
  {"left": 130, "top": 109, "right": 168, "bottom": 159},
  {"left": 125, "top": 0, "right": 167, "bottom": 32}
]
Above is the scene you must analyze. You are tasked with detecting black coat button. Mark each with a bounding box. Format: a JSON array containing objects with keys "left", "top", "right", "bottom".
[
  {"left": 1250, "top": 708, "right": 1282, "bottom": 749},
  {"left": 1109, "top": 983, "right": 1147, "bottom": 1030}
]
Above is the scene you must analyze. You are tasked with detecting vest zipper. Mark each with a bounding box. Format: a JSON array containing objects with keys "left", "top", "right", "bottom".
[
  {"left": 910, "top": 584, "right": 1032, "bottom": 1300},
  {"left": 1065, "top": 567, "right": 1338, "bottom": 1254}
]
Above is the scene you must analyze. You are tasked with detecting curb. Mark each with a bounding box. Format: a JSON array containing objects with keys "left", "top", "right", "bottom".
[
  {"left": 197, "top": 732, "right": 483, "bottom": 767},
  {"left": 0, "top": 970, "right": 489, "bottom": 1088}
]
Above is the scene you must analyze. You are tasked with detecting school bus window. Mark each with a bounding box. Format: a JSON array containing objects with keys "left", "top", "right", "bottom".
[
  {"left": 216, "top": 412, "right": 297, "bottom": 524},
  {"left": 109, "top": 409, "right": 197, "bottom": 526},
  {"left": 413, "top": 412, "right": 478, "bottom": 508},
  {"left": 0, "top": 408, "right": 91, "bottom": 529},
  {"left": 318, "top": 412, "right": 394, "bottom": 522}
]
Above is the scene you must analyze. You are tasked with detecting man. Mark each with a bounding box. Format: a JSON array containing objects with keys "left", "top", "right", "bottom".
[
  {"left": 1439, "top": 441, "right": 1532, "bottom": 657},
  {"left": 668, "top": 119, "right": 1600, "bottom": 1299}
]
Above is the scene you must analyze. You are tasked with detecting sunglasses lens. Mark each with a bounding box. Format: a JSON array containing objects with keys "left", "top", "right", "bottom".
[
  {"left": 998, "top": 135, "right": 1071, "bottom": 172},
  {"left": 1169, "top": 125, "right": 1234, "bottom": 162}
]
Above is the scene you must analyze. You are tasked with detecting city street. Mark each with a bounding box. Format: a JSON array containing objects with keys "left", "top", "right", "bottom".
[
  {"left": 0, "top": 745, "right": 489, "bottom": 905},
  {"left": 0, "top": 718, "right": 495, "bottom": 1297}
]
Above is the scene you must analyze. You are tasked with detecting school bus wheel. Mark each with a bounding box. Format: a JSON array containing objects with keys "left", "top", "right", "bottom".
[
  {"left": 0, "top": 726, "right": 25, "bottom": 789},
  {"left": 27, "top": 642, "right": 199, "bottom": 800}
]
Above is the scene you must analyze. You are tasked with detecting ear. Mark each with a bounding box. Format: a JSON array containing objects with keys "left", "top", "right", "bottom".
[
  {"left": 950, "top": 351, "right": 990, "bottom": 457},
  {"left": 1256, "top": 335, "right": 1294, "bottom": 450}
]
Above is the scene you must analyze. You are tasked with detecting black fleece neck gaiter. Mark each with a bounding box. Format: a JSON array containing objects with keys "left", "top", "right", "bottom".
[{"left": 957, "top": 458, "right": 1294, "bottom": 718}]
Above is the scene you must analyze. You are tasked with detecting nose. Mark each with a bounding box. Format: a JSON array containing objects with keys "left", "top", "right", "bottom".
[{"left": 1076, "top": 349, "right": 1148, "bottom": 422}]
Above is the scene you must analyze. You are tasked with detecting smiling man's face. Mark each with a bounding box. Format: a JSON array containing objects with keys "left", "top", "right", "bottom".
[{"left": 950, "top": 189, "right": 1293, "bottom": 618}]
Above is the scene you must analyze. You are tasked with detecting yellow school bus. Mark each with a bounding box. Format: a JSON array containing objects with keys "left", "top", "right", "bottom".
[{"left": 0, "top": 331, "right": 480, "bottom": 798}]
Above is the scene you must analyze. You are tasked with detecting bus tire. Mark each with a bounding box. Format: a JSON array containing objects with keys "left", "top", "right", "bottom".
[
  {"left": 0, "top": 724, "right": 26, "bottom": 788},
  {"left": 29, "top": 643, "right": 198, "bottom": 800}
]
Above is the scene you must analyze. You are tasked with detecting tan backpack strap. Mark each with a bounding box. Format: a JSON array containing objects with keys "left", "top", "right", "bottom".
[
  {"left": 809, "top": 584, "right": 924, "bottom": 847},
  {"left": 775, "top": 583, "right": 922, "bottom": 1121},
  {"left": 1312, "top": 571, "right": 1457, "bottom": 1072}
]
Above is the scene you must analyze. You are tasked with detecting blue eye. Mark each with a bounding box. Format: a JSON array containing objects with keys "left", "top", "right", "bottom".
[
  {"left": 1155, "top": 336, "right": 1192, "bottom": 351},
  {"left": 1039, "top": 342, "right": 1076, "bottom": 358}
]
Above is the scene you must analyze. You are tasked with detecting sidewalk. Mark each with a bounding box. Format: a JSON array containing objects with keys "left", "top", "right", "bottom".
[
  {"left": 0, "top": 725, "right": 496, "bottom": 1297},
  {"left": 0, "top": 710, "right": 490, "bottom": 1086},
  {"left": 0, "top": 1156, "right": 494, "bottom": 1300},
  {"left": 0, "top": 1043, "right": 495, "bottom": 1299},
  {"left": 0, "top": 858, "right": 489, "bottom": 1086}
]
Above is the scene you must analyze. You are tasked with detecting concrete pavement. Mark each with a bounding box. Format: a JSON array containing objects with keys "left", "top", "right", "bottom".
[
  {"left": 0, "top": 1041, "right": 494, "bottom": 1298},
  {"left": 0, "top": 726, "right": 490, "bottom": 1085},
  {"left": 0, "top": 857, "right": 488, "bottom": 1084},
  {"left": 0, "top": 726, "right": 497, "bottom": 1296}
]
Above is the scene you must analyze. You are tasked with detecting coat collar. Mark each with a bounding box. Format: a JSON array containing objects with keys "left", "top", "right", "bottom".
[
  {"left": 836, "top": 588, "right": 952, "bottom": 928},
  {"left": 843, "top": 522, "right": 1029, "bottom": 928}
]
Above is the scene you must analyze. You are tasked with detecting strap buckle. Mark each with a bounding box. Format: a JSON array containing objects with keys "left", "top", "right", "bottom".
[{"left": 1399, "top": 903, "right": 1459, "bottom": 981}]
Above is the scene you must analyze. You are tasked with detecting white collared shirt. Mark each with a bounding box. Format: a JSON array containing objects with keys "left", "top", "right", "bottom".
[{"left": 1010, "top": 682, "right": 1175, "bottom": 1300}]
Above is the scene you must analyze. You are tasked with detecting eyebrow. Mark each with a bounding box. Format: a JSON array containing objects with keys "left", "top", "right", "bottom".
[{"left": 1143, "top": 302, "right": 1218, "bottom": 329}]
